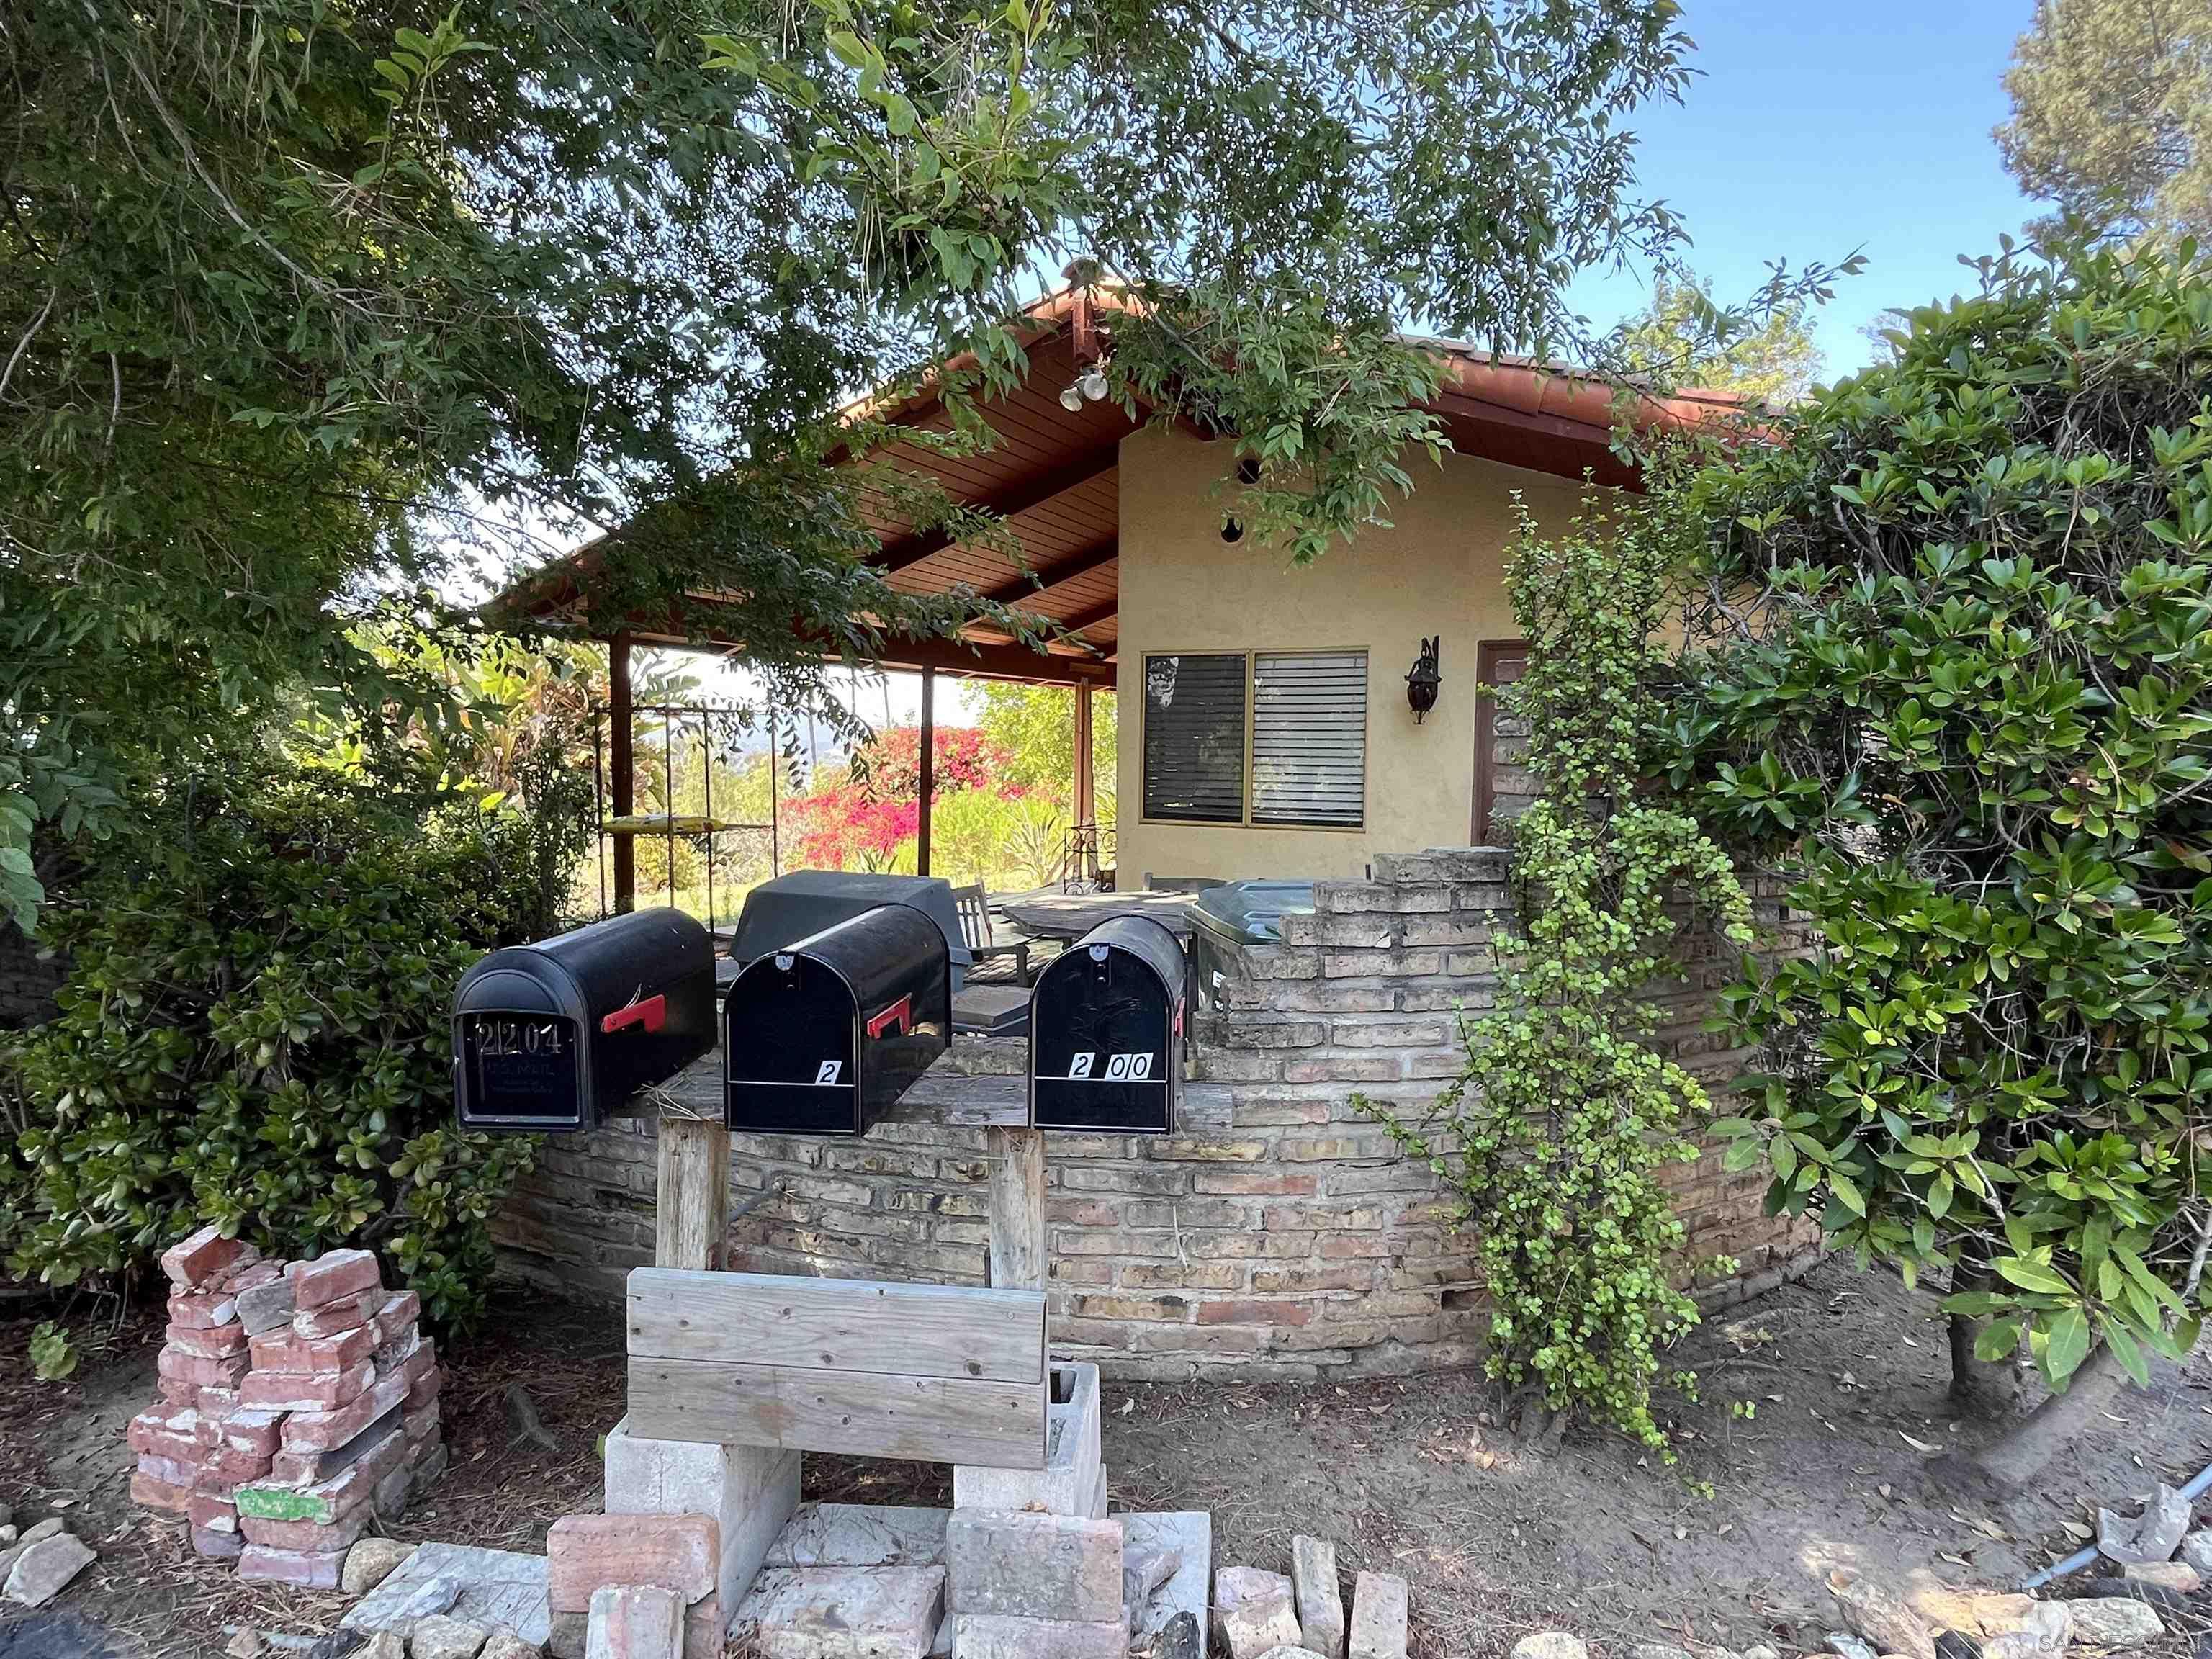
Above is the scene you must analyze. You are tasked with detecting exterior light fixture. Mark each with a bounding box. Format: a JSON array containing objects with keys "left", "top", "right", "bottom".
[
  {"left": 1076, "top": 364, "right": 1109, "bottom": 402},
  {"left": 1059, "top": 384, "right": 1085, "bottom": 412},
  {"left": 1405, "top": 636, "right": 1442, "bottom": 722}
]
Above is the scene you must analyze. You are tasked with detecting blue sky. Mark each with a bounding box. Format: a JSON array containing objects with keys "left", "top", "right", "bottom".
[{"left": 1570, "top": 0, "right": 2049, "bottom": 380}]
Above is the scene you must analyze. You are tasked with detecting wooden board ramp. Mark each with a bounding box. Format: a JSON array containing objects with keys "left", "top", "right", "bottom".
[{"left": 624, "top": 1268, "right": 1048, "bottom": 1470}]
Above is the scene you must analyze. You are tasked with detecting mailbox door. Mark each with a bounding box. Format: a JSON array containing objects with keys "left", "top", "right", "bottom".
[
  {"left": 1030, "top": 943, "right": 1178, "bottom": 1133},
  {"left": 724, "top": 954, "right": 863, "bottom": 1135},
  {"left": 454, "top": 966, "right": 588, "bottom": 1130}
]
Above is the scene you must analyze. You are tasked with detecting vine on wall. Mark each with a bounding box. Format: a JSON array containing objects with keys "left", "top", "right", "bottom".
[{"left": 1359, "top": 484, "right": 1751, "bottom": 1449}]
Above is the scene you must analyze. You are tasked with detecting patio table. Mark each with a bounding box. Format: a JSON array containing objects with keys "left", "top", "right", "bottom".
[{"left": 996, "top": 889, "right": 1199, "bottom": 941}]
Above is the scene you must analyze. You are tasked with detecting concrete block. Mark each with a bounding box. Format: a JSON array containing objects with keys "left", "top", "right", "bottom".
[
  {"left": 1215, "top": 1566, "right": 1300, "bottom": 1659},
  {"left": 733, "top": 1565, "right": 947, "bottom": 1659},
  {"left": 1123, "top": 1514, "right": 1210, "bottom": 1654},
  {"left": 763, "top": 1503, "right": 950, "bottom": 1569},
  {"left": 340, "top": 1542, "right": 552, "bottom": 1649},
  {"left": 944, "top": 1510, "right": 1122, "bottom": 1623},
  {"left": 1348, "top": 1571, "right": 1408, "bottom": 1659},
  {"left": 1292, "top": 1536, "right": 1345, "bottom": 1659},
  {"left": 604, "top": 1415, "right": 799, "bottom": 1613},
  {"left": 950, "top": 1364, "right": 1100, "bottom": 1518},
  {"left": 950, "top": 1613, "right": 1125, "bottom": 1658},
  {"left": 588, "top": 1584, "right": 682, "bottom": 1659}
]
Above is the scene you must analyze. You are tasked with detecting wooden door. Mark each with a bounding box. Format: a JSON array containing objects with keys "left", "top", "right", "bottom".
[{"left": 1471, "top": 640, "right": 1530, "bottom": 845}]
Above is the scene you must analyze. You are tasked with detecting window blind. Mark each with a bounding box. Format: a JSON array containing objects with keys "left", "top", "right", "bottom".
[
  {"left": 1141, "top": 653, "right": 1247, "bottom": 822},
  {"left": 1251, "top": 651, "right": 1367, "bottom": 827}
]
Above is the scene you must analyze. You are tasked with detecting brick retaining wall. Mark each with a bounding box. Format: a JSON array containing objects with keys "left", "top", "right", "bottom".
[{"left": 495, "top": 848, "right": 1820, "bottom": 1380}]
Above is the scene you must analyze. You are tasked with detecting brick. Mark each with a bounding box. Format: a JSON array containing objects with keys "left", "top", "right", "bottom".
[
  {"left": 1214, "top": 1566, "right": 1300, "bottom": 1659},
  {"left": 154, "top": 1375, "right": 197, "bottom": 1406},
  {"left": 128, "top": 1407, "right": 202, "bottom": 1462},
  {"left": 239, "top": 1357, "right": 372, "bottom": 1411},
  {"left": 548, "top": 1512, "right": 720, "bottom": 1614},
  {"left": 138, "top": 1452, "right": 199, "bottom": 1487},
  {"left": 402, "top": 1401, "right": 441, "bottom": 1449},
  {"left": 130, "top": 1470, "right": 193, "bottom": 1514},
  {"left": 234, "top": 1276, "right": 296, "bottom": 1336},
  {"left": 371, "top": 1288, "right": 420, "bottom": 1343},
  {"left": 188, "top": 1491, "right": 239, "bottom": 1529},
  {"left": 239, "top": 1506, "right": 373, "bottom": 1553},
  {"left": 156, "top": 1347, "right": 248, "bottom": 1390},
  {"left": 406, "top": 1364, "right": 444, "bottom": 1411},
  {"left": 196, "top": 1441, "right": 275, "bottom": 1488},
  {"left": 240, "top": 1426, "right": 405, "bottom": 1524},
  {"left": 1195, "top": 1299, "right": 1313, "bottom": 1327},
  {"left": 237, "top": 1543, "right": 349, "bottom": 1588},
  {"left": 292, "top": 1287, "right": 382, "bottom": 1339},
  {"left": 165, "top": 1321, "right": 248, "bottom": 1358},
  {"left": 587, "top": 1583, "right": 683, "bottom": 1659},
  {"left": 943, "top": 1510, "right": 1122, "bottom": 1622},
  {"left": 217, "top": 1258, "right": 281, "bottom": 1294},
  {"left": 603, "top": 1419, "right": 798, "bottom": 1617},
  {"left": 192, "top": 1523, "right": 246, "bottom": 1560},
  {"left": 287, "top": 1248, "right": 382, "bottom": 1310},
  {"left": 210, "top": 1409, "right": 284, "bottom": 1458},
  {"left": 248, "top": 1322, "right": 375, "bottom": 1375},
  {"left": 194, "top": 1384, "right": 243, "bottom": 1417},
  {"left": 166, "top": 1292, "right": 240, "bottom": 1331},
  {"left": 161, "top": 1224, "right": 248, "bottom": 1289},
  {"left": 280, "top": 1364, "right": 408, "bottom": 1452}
]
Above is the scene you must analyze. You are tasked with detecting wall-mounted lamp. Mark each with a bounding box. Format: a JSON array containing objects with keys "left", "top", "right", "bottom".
[{"left": 1405, "top": 636, "right": 1442, "bottom": 723}]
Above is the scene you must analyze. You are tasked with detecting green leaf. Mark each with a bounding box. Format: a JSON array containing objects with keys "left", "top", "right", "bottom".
[
  {"left": 1995, "top": 1257, "right": 2072, "bottom": 1296},
  {"left": 2039, "top": 1307, "right": 2090, "bottom": 1388}
]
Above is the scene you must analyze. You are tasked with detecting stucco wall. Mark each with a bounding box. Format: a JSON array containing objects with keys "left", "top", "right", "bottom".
[{"left": 1112, "top": 427, "right": 1583, "bottom": 884}]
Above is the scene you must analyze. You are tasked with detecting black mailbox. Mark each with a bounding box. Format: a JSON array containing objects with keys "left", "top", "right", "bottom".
[
  {"left": 724, "top": 904, "right": 951, "bottom": 1136},
  {"left": 1029, "top": 914, "right": 1186, "bottom": 1135},
  {"left": 452, "top": 910, "right": 716, "bottom": 1131}
]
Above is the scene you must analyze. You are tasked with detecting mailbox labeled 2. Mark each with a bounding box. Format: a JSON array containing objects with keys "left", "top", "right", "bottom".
[
  {"left": 451, "top": 909, "right": 716, "bottom": 1131},
  {"left": 1029, "top": 914, "right": 1185, "bottom": 1135},
  {"left": 724, "top": 904, "right": 950, "bottom": 1136}
]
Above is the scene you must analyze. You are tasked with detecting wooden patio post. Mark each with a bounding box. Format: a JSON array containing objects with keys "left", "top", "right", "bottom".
[
  {"left": 986, "top": 1128, "right": 1047, "bottom": 1292},
  {"left": 917, "top": 665, "right": 935, "bottom": 878},
  {"left": 609, "top": 631, "right": 636, "bottom": 913},
  {"left": 1073, "top": 681, "right": 1095, "bottom": 878},
  {"left": 655, "top": 1115, "right": 729, "bottom": 1272}
]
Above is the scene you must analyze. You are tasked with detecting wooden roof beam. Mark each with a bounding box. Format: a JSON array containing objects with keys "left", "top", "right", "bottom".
[
  {"left": 974, "top": 535, "right": 1119, "bottom": 607},
  {"left": 876, "top": 444, "right": 1122, "bottom": 575}
]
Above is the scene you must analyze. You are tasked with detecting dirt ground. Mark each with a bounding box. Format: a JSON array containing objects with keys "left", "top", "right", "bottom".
[{"left": 5, "top": 1256, "right": 2212, "bottom": 1658}]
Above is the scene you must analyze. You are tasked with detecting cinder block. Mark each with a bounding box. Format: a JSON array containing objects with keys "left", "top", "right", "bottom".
[
  {"left": 950, "top": 1364, "right": 1100, "bottom": 1517},
  {"left": 587, "top": 1583, "right": 683, "bottom": 1659},
  {"left": 950, "top": 1613, "right": 1125, "bottom": 1658},
  {"left": 603, "top": 1415, "right": 799, "bottom": 1614},
  {"left": 943, "top": 1510, "right": 1122, "bottom": 1623},
  {"left": 732, "top": 1566, "right": 945, "bottom": 1659}
]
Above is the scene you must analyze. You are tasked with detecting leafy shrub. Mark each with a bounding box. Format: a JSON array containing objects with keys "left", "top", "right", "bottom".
[
  {"left": 1663, "top": 238, "right": 2212, "bottom": 1427},
  {"left": 0, "top": 773, "right": 561, "bottom": 1330},
  {"left": 1359, "top": 489, "right": 1751, "bottom": 1449}
]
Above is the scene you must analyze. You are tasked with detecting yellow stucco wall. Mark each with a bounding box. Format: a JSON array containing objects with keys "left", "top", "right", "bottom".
[{"left": 1112, "top": 425, "right": 1586, "bottom": 884}]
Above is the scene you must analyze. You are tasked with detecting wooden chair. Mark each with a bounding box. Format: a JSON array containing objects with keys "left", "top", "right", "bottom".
[{"left": 952, "top": 884, "right": 1031, "bottom": 984}]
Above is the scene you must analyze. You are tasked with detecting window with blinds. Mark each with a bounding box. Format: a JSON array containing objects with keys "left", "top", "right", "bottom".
[
  {"left": 1141, "top": 653, "right": 1246, "bottom": 822},
  {"left": 1252, "top": 651, "right": 1367, "bottom": 827},
  {"left": 1139, "top": 649, "right": 1369, "bottom": 829}
]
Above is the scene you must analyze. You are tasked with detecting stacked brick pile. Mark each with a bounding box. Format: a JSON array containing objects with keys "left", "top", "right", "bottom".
[{"left": 127, "top": 1227, "right": 446, "bottom": 1586}]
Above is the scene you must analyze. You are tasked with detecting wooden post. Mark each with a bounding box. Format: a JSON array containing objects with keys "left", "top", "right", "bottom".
[
  {"left": 917, "top": 665, "right": 936, "bottom": 877},
  {"left": 986, "top": 1127, "right": 1046, "bottom": 1291},
  {"left": 1073, "top": 681, "right": 1095, "bottom": 878},
  {"left": 609, "top": 631, "right": 637, "bottom": 914},
  {"left": 655, "top": 1115, "right": 730, "bottom": 1272}
]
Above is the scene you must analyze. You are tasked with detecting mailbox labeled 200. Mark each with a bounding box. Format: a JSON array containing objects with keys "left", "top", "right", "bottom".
[
  {"left": 724, "top": 904, "right": 950, "bottom": 1136},
  {"left": 1028, "top": 914, "right": 1186, "bottom": 1135}
]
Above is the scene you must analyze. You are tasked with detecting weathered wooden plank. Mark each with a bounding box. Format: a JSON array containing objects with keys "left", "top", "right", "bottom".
[
  {"left": 655, "top": 1115, "right": 729, "bottom": 1272},
  {"left": 658, "top": 1047, "right": 1231, "bottom": 1130},
  {"left": 626, "top": 1268, "right": 1046, "bottom": 1384},
  {"left": 626, "top": 1357, "right": 1046, "bottom": 1469},
  {"left": 986, "top": 1128, "right": 1046, "bottom": 1292}
]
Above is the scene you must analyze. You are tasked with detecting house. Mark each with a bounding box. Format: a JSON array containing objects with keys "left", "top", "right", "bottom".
[{"left": 509, "top": 287, "right": 1735, "bottom": 890}]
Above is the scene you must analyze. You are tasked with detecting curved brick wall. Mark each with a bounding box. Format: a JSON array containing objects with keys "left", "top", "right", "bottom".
[{"left": 495, "top": 848, "right": 1820, "bottom": 1379}]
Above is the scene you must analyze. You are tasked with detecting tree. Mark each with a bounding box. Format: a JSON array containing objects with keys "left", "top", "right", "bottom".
[
  {"left": 6, "top": 0, "right": 1822, "bottom": 930},
  {"left": 1660, "top": 238, "right": 2212, "bottom": 1486},
  {"left": 972, "top": 683, "right": 1118, "bottom": 826},
  {"left": 1996, "top": 0, "right": 2212, "bottom": 242},
  {"left": 1615, "top": 273, "right": 1825, "bottom": 405}
]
